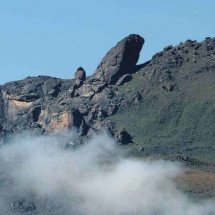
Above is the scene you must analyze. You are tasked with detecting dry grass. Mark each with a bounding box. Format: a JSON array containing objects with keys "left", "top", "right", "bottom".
[{"left": 176, "top": 169, "right": 215, "bottom": 199}]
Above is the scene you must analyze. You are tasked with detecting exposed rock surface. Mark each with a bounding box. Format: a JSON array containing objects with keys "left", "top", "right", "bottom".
[
  {"left": 0, "top": 35, "right": 215, "bottom": 162},
  {"left": 75, "top": 67, "right": 86, "bottom": 82},
  {"left": 92, "top": 34, "right": 144, "bottom": 85},
  {"left": 1, "top": 34, "right": 215, "bottom": 213},
  {"left": 115, "top": 128, "right": 133, "bottom": 145}
]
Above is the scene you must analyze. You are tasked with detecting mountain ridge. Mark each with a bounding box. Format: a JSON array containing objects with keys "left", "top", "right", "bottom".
[
  {"left": 0, "top": 34, "right": 215, "bottom": 208},
  {"left": 0, "top": 35, "right": 215, "bottom": 168}
]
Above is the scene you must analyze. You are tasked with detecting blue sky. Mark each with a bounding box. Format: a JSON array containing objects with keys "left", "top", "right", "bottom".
[{"left": 0, "top": 0, "right": 214, "bottom": 84}]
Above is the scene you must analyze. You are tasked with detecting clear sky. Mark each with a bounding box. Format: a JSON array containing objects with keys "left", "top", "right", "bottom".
[{"left": 0, "top": 0, "right": 214, "bottom": 84}]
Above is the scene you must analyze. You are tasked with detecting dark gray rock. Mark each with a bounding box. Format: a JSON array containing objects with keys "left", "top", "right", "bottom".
[
  {"left": 75, "top": 67, "right": 86, "bottom": 82},
  {"left": 115, "top": 128, "right": 133, "bottom": 145},
  {"left": 70, "top": 67, "right": 87, "bottom": 97},
  {"left": 0, "top": 35, "right": 215, "bottom": 211},
  {"left": 0, "top": 36, "right": 214, "bottom": 161},
  {"left": 92, "top": 34, "right": 144, "bottom": 85}
]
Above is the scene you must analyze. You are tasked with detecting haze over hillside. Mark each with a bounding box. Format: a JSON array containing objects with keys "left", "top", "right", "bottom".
[{"left": 0, "top": 131, "right": 214, "bottom": 214}]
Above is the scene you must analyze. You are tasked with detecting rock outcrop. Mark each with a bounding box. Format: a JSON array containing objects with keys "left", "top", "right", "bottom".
[
  {"left": 75, "top": 67, "right": 86, "bottom": 82},
  {"left": 92, "top": 34, "right": 144, "bottom": 85},
  {"left": 115, "top": 128, "right": 133, "bottom": 145},
  {"left": 0, "top": 35, "right": 215, "bottom": 152},
  {"left": 0, "top": 34, "right": 144, "bottom": 143},
  {"left": 1, "top": 34, "right": 215, "bottom": 214}
]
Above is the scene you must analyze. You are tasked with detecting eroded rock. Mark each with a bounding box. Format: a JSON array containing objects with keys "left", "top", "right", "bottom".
[
  {"left": 92, "top": 34, "right": 144, "bottom": 85},
  {"left": 0, "top": 35, "right": 214, "bottom": 155},
  {"left": 115, "top": 128, "right": 133, "bottom": 145},
  {"left": 38, "top": 108, "right": 83, "bottom": 131},
  {"left": 75, "top": 67, "right": 86, "bottom": 82}
]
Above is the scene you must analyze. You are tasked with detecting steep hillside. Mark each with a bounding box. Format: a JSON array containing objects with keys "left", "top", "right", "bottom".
[
  {"left": 0, "top": 34, "right": 215, "bottom": 212},
  {"left": 1, "top": 35, "right": 214, "bottom": 169},
  {"left": 109, "top": 37, "right": 215, "bottom": 169},
  {"left": 0, "top": 34, "right": 144, "bottom": 142}
]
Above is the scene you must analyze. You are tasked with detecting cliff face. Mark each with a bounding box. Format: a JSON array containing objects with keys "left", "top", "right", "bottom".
[
  {"left": 0, "top": 34, "right": 145, "bottom": 140},
  {"left": 0, "top": 35, "right": 215, "bottom": 168}
]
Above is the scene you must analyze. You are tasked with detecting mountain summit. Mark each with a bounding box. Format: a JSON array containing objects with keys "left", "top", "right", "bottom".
[{"left": 0, "top": 35, "right": 215, "bottom": 169}]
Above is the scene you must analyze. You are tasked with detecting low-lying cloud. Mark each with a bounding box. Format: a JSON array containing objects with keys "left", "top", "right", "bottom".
[{"left": 0, "top": 131, "right": 214, "bottom": 215}]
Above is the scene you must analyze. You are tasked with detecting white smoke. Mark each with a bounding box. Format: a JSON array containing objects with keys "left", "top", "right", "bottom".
[{"left": 0, "top": 130, "right": 214, "bottom": 215}]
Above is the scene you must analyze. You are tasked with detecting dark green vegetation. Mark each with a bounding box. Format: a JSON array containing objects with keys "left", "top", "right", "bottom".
[
  {"left": 109, "top": 39, "right": 215, "bottom": 172},
  {"left": 108, "top": 38, "right": 215, "bottom": 199}
]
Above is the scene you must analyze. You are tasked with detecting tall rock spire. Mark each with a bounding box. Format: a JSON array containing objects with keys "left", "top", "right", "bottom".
[{"left": 92, "top": 34, "right": 144, "bottom": 85}]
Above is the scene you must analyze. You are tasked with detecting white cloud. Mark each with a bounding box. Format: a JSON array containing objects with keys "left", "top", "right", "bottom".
[{"left": 0, "top": 131, "right": 214, "bottom": 214}]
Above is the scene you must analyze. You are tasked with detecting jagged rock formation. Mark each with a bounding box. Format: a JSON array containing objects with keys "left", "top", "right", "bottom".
[
  {"left": 0, "top": 35, "right": 215, "bottom": 159},
  {"left": 115, "top": 128, "right": 133, "bottom": 145},
  {"left": 75, "top": 67, "right": 86, "bottom": 82},
  {"left": 0, "top": 34, "right": 144, "bottom": 145},
  {"left": 92, "top": 34, "right": 144, "bottom": 85},
  {"left": 0, "top": 34, "right": 215, "bottom": 213}
]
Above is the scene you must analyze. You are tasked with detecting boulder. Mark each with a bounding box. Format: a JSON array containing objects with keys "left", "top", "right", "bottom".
[
  {"left": 75, "top": 67, "right": 86, "bottom": 82},
  {"left": 38, "top": 108, "right": 83, "bottom": 131},
  {"left": 93, "top": 34, "right": 144, "bottom": 85},
  {"left": 115, "top": 128, "right": 133, "bottom": 145}
]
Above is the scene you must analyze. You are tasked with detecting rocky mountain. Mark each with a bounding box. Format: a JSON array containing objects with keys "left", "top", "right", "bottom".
[
  {"left": 1, "top": 36, "right": 215, "bottom": 164},
  {"left": 0, "top": 34, "right": 144, "bottom": 142},
  {"left": 0, "top": 34, "right": 215, "bottom": 213}
]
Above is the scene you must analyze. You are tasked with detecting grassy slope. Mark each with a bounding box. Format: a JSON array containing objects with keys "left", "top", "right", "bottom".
[
  {"left": 110, "top": 70, "right": 215, "bottom": 166},
  {"left": 108, "top": 47, "right": 215, "bottom": 198}
]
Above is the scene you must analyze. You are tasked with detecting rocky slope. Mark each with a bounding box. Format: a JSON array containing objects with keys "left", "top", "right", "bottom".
[
  {"left": 0, "top": 34, "right": 215, "bottom": 213},
  {"left": 0, "top": 34, "right": 144, "bottom": 142},
  {"left": 0, "top": 34, "right": 215, "bottom": 168}
]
